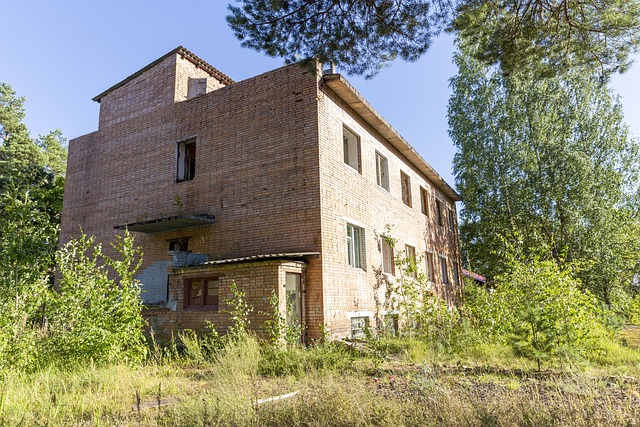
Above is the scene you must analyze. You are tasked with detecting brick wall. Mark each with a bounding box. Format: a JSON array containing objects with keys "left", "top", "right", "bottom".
[
  {"left": 61, "top": 50, "right": 461, "bottom": 342},
  {"left": 316, "top": 76, "right": 462, "bottom": 339},
  {"left": 145, "top": 259, "right": 307, "bottom": 341}
]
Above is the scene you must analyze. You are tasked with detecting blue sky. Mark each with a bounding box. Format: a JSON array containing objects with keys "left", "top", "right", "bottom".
[{"left": 2, "top": 1, "right": 639, "bottom": 188}]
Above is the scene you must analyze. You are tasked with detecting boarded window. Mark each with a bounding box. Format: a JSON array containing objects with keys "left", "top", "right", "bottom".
[
  {"left": 436, "top": 199, "right": 444, "bottom": 226},
  {"left": 401, "top": 171, "right": 412, "bottom": 207},
  {"left": 177, "top": 139, "right": 196, "bottom": 182},
  {"left": 420, "top": 187, "right": 429, "bottom": 216},
  {"left": 187, "top": 78, "right": 208, "bottom": 99}
]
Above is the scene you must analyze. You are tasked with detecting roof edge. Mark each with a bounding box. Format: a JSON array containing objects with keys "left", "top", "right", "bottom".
[
  {"left": 92, "top": 46, "right": 235, "bottom": 103},
  {"left": 322, "top": 73, "right": 461, "bottom": 202}
]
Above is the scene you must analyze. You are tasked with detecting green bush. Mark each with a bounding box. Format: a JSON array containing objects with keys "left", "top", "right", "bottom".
[{"left": 46, "top": 231, "right": 147, "bottom": 367}]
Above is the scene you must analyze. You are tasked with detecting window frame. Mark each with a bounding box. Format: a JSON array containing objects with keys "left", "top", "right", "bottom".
[
  {"left": 453, "top": 260, "right": 460, "bottom": 287},
  {"left": 400, "top": 171, "right": 412, "bottom": 207},
  {"left": 436, "top": 199, "right": 444, "bottom": 226},
  {"left": 425, "top": 251, "right": 436, "bottom": 282},
  {"left": 350, "top": 316, "right": 369, "bottom": 339},
  {"left": 449, "top": 209, "right": 456, "bottom": 231},
  {"left": 346, "top": 223, "right": 365, "bottom": 269},
  {"left": 381, "top": 236, "right": 395, "bottom": 275},
  {"left": 439, "top": 255, "right": 449, "bottom": 285},
  {"left": 405, "top": 244, "right": 417, "bottom": 278},
  {"left": 176, "top": 138, "right": 196, "bottom": 182},
  {"left": 420, "top": 186, "right": 429, "bottom": 216},
  {"left": 342, "top": 126, "right": 361, "bottom": 173},
  {"left": 375, "top": 151, "right": 390, "bottom": 191},
  {"left": 184, "top": 276, "right": 220, "bottom": 310}
]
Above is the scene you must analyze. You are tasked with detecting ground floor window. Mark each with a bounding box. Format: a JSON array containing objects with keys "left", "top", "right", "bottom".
[
  {"left": 351, "top": 316, "right": 369, "bottom": 339},
  {"left": 185, "top": 277, "right": 219, "bottom": 310}
]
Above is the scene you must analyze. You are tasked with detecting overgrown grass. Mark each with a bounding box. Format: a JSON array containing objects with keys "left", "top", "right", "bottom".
[{"left": 2, "top": 331, "right": 640, "bottom": 426}]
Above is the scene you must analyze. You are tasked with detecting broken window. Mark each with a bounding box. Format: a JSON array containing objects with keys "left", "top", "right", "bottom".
[
  {"left": 375, "top": 151, "right": 389, "bottom": 191},
  {"left": 177, "top": 138, "right": 196, "bottom": 182},
  {"left": 400, "top": 171, "right": 412, "bottom": 207},
  {"left": 185, "top": 277, "right": 219, "bottom": 310},
  {"left": 346, "top": 223, "right": 364, "bottom": 269},
  {"left": 420, "top": 186, "right": 429, "bottom": 216},
  {"left": 343, "top": 126, "right": 360, "bottom": 172},
  {"left": 381, "top": 236, "right": 395, "bottom": 275},
  {"left": 351, "top": 316, "right": 369, "bottom": 339},
  {"left": 168, "top": 237, "right": 190, "bottom": 252}
]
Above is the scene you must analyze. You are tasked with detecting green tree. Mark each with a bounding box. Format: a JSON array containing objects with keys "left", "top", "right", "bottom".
[
  {"left": 0, "top": 83, "right": 67, "bottom": 285},
  {"left": 226, "top": 0, "right": 640, "bottom": 77},
  {"left": 448, "top": 49, "right": 640, "bottom": 309}
]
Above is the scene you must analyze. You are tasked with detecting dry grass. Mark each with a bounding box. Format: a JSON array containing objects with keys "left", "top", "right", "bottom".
[{"left": 2, "top": 336, "right": 640, "bottom": 426}]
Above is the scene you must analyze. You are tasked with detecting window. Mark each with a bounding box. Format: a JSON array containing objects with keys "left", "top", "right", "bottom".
[
  {"left": 168, "top": 237, "right": 190, "bottom": 252},
  {"left": 351, "top": 316, "right": 369, "bottom": 339},
  {"left": 400, "top": 171, "right": 412, "bottom": 206},
  {"left": 440, "top": 256, "right": 449, "bottom": 285},
  {"left": 436, "top": 199, "right": 444, "bottom": 226},
  {"left": 375, "top": 151, "right": 389, "bottom": 191},
  {"left": 343, "top": 126, "right": 360, "bottom": 172},
  {"left": 187, "top": 77, "right": 207, "bottom": 99},
  {"left": 405, "top": 244, "right": 417, "bottom": 278},
  {"left": 420, "top": 187, "right": 429, "bottom": 216},
  {"left": 448, "top": 209, "right": 455, "bottom": 231},
  {"left": 346, "top": 223, "right": 364, "bottom": 269},
  {"left": 177, "top": 138, "right": 196, "bottom": 182},
  {"left": 453, "top": 260, "right": 460, "bottom": 287},
  {"left": 425, "top": 252, "right": 435, "bottom": 282},
  {"left": 381, "top": 236, "right": 395, "bottom": 274},
  {"left": 185, "top": 277, "right": 219, "bottom": 310}
]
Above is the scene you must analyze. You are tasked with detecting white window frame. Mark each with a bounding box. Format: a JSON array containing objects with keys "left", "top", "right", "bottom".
[
  {"left": 343, "top": 126, "right": 360, "bottom": 172},
  {"left": 346, "top": 223, "right": 364, "bottom": 269},
  {"left": 375, "top": 151, "right": 389, "bottom": 191},
  {"left": 381, "top": 236, "right": 395, "bottom": 275}
]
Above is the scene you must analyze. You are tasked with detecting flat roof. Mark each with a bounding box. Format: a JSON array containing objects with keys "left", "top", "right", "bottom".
[{"left": 114, "top": 214, "right": 216, "bottom": 234}]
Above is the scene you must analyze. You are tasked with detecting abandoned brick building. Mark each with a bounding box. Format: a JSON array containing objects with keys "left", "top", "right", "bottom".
[{"left": 60, "top": 47, "right": 462, "bottom": 341}]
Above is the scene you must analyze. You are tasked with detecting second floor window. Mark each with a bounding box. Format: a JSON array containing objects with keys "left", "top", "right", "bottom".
[
  {"left": 343, "top": 126, "right": 360, "bottom": 172},
  {"left": 401, "top": 171, "right": 412, "bottom": 206},
  {"left": 177, "top": 138, "right": 196, "bottom": 182},
  {"left": 420, "top": 186, "right": 429, "bottom": 216},
  {"left": 375, "top": 151, "right": 389, "bottom": 191}
]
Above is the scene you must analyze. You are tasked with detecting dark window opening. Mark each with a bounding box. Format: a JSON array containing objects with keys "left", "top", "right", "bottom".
[
  {"left": 168, "top": 237, "right": 190, "bottom": 252},
  {"left": 177, "top": 139, "right": 196, "bottom": 182}
]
